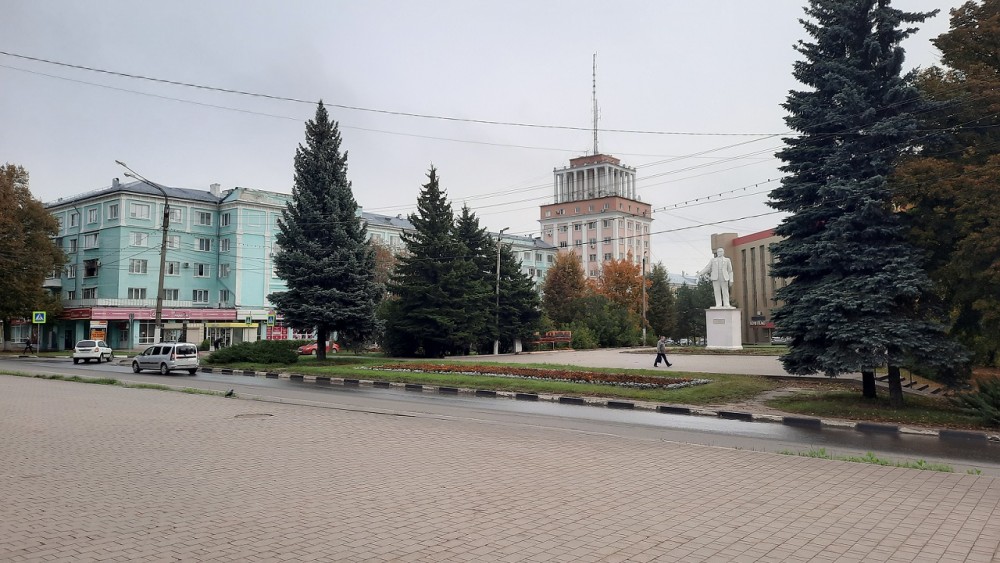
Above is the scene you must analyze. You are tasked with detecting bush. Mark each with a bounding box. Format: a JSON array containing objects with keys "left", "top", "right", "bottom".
[
  {"left": 198, "top": 338, "right": 211, "bottom": 352},
  {"left": 570, "top": 324, "right": 599, "bottom": 350},
  {"left": 950, "top": 377, "right": 1000, "bottom": 427},
  {"left": 206, "top": 340, "right": 298, "bottom": 365}
]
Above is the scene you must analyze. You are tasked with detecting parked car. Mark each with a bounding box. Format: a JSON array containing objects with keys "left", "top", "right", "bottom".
[
  {"left": 297, "top": 341, "right": 340, "bottom": 355},
  {"left": 131, "top": 342, "right": 200, "bottom": 375},
  {"left": 72, "top": 339, "right": 114, "bottom": 364},
  {"left": 771, "top": 336, "right": 791, "bottom": 345}
]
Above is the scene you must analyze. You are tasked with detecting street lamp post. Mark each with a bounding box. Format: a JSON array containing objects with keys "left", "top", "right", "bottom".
[
  {"left": 642, "top": 254, "right": 647, "bottom": 347},
  {"left": 116, "top": 161, "right": 170, "bottom": 344},
  {"left": 494, "top": 227, "right": 509, "bottom": 355}
]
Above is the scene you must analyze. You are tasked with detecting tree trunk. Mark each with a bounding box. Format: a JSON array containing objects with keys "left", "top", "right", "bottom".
[
  {"left": 316, "top": 327, "right": 328, "bottom": 361},
  {"left": 861, "top": 370, "right": 877, "bottom": 399},
  {"left": 887, "top": 365, "right": 904, "bottom": 408}
]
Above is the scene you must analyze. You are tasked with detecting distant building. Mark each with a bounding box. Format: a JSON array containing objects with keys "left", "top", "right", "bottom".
[
  {"left": 708, "top": 230, "right": 787, "bottom": 344},
  {"left": 538, "top": 154, "right": 652, "bottom": 280},
  {"left": 498, "top": 233, "right": 558, "bottom": 290}
]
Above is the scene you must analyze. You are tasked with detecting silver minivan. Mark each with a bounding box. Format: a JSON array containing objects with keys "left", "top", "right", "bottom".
[{"left": 132, "top": 342, "right": 200, "bottom": 375}]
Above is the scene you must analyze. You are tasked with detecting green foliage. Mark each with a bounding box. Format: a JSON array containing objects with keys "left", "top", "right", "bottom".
[
  {"left": 646, "top": 263, "right": 676, "bottom": 340},
  {"left": 207, "top": 340, "right": 299, "bottom": 365},
  {"left": 950, "top": 377, "right": 1000, "bottom": 428},
  {"left": 779, "top": 448, "right": 954, "bottom": 472},
  {"left": 268, "top": 101, "right": 382, "bottom": 359},
  {"left": 767, "top": 1, "right": 966, "bottom": 394},
  {"left": 893, "top": 2, "right": 1000, "bottom": 367},
  {"left": 569, "top": 323, "right": 599, "bottom": 350},
  {"left": 541, "top": 252, "right": 588, "bottom": 326},
  {"left": 672, "top": 280, "right": 712, "bottom": 343},
  {"left": 198, "top": 338, "right": 211, "bottom": 352},
  {"left": 0, "top": 164, "right": 67, "bottom": 339}
]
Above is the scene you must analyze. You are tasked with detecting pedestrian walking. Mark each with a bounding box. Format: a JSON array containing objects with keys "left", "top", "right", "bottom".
[{"left": 653, "top": 335, "right": 672, "bottom": 367}]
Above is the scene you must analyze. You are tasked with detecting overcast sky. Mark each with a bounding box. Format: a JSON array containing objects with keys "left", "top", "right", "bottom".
[{"left": 1, "top": 0, "right": 961, "bottom": 275}]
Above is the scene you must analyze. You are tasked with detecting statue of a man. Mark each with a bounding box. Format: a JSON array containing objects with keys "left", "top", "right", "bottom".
[{"left": 698, "top": 248, "right": 734, "bottom": 308}]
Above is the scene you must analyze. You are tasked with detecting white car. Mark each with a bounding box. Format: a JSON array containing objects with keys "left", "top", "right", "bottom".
[
  {"left": 131, "top": 342, "right": 200, "bottom": 375},
  {"left": 73, "top": 339, "right": 114, "bottom": 364}
]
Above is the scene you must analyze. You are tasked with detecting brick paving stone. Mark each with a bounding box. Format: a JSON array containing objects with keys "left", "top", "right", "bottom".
[{"left": 2, "top": 375, "right": 1000, "bottom": 562}]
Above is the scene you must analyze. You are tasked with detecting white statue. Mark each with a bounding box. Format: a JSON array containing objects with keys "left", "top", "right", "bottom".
[{"left": 698, "top": 248, "right": 734, "bottom": 308}]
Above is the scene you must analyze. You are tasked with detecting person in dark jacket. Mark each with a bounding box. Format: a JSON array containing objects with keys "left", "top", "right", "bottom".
[{"left": 654, "top": 335, "right": 672, "bottom": 367}]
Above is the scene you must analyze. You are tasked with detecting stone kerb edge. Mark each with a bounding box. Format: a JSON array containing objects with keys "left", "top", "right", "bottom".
[{"left": 205, "top": 368, "right": 999, "bottom": 441}]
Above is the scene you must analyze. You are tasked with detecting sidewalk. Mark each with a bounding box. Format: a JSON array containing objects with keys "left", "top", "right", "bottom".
[{"left": 2, "top": 375, "right": 998, "bottom": 562}]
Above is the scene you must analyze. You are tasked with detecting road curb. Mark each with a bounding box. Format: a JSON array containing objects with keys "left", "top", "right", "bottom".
[{"left": 202, "top": 368, "right": 1000, "bottom": 442}]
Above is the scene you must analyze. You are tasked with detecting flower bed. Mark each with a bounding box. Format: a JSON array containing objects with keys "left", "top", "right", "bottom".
[{"left": 365, "top": 363, "right": 710, "bottom": 390}]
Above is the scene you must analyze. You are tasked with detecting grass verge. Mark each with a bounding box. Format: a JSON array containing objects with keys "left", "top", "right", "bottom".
[
  {"left": 779, "top": 447, "right": 955, "bottom": 472},
  {"left": 766, "top": 389, "right": 984, "bottom": 428}
]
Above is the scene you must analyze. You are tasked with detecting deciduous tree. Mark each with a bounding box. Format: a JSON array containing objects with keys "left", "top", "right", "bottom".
[
  {"left": 0, "top": 164, "right": 66, "bottom": 348},
  {"left": 540, "top": 252, "right": 588, "bottom": 326}
]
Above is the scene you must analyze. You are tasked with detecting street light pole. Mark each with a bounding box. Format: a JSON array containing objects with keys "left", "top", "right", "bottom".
[
  {"left": 494, "top": 227, "right": 509, "bottom": 355},
  {"left": 641, "top": 254, "right": 647, "bottom": 347},
  {"left": 116, "top": 161, "right": 170, "bottom": 344}
]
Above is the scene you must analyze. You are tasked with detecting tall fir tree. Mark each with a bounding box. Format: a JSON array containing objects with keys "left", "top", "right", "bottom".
[
  {"left": 383, "top": 167, "right": 475, "bottom": 357},
  {"left": 495, "top": 241, "right": 542, "bottom": 352},
  {"left": 268, "top": 102, "right": 381, "bottom": 358},
  {"left": 894, "top": 0, "right": 1000, "bottom": 367},
  {"left": 452, "top": 205, "right": 498, "bottom": 353},
  {"left": 769, "top": 0, "right": 966, "bottom": 405},
  {"left": 647, "top": 263, "right": 677, "bottom": 341}
]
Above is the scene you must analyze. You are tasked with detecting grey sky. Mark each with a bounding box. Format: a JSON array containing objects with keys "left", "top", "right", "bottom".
[{"left": 1, "top": 0, "right": 960, "bottom": 275}]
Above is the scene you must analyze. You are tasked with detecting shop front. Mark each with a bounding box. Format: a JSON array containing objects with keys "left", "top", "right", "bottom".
[{"left": 59, "top": 307, "right": 237, "bottom": 352}]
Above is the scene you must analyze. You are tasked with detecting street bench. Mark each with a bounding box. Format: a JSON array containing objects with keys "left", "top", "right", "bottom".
[{"left": 534, "top": 330, "right": 572, "bottom": 350}]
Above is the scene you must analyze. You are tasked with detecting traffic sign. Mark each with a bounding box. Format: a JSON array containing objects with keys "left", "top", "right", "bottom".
[
  {"left": 245, "top": 316, "right": 253, "bottom": 325},
  {"left": 266, "top": 314, "right": 275, "bottom": 326},
  {"left": 32, "top": 311, "right": 46, "bottom": 324}
]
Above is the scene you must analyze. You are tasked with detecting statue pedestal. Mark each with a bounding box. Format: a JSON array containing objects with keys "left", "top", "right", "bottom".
[{"left": 705, "top": 308, "right": 742, "bottom": 350}]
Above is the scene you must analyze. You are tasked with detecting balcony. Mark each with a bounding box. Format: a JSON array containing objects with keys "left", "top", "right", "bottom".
[{"left": 42, "top": 277, "right": 62, "bottom": 289}]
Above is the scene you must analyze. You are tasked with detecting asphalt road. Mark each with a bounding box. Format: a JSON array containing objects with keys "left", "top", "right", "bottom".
[{"left": 3, "top": 355, "right": 998, "bottom": 476}]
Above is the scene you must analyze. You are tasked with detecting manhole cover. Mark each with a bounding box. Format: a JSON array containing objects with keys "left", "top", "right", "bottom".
[{"left": 234, "top": 413, "right": 273, "bottom": 419}]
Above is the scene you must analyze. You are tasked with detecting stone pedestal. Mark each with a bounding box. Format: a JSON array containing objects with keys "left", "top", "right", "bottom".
[{"left": 705, "top": 308, "right": 742, "bottom": 350}]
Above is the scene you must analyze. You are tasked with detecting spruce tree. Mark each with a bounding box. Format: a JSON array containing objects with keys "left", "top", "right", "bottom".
[
  {"left": 769, "top": 0, "right": 966, "bottom": 405},
  {"left": 268, "top": 102, "right": 381, "bottom": 358},
  {"left": 383, "top": 168, "right": 473, "bottom": 357},
  {"left": 495, "top": 242, "right": 542, "bottom": 353},
  {"left": 452, "top": 205, "right": 496, "bottom": 353},
  {"left": 647, "top": 263, "right": 677, "bottom": 341}
]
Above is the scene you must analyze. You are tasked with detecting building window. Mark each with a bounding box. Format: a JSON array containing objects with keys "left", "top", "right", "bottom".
[
  {"left": 83, "top": 259, "right": 99, "bottom": 277},
  {"left": 129, "top": 259, "right": 148, "bottom": 274},
  {"left": 57, "top": 216, "right": 64, "bottom": 232},
  {"left": 130, "top": 203, "right": 150, "bottom": 219},
  {"left": 83, "top": 233, "right": 98, "bottom": 248},
  {"left": 574, "top": 206, "right": 580, "bottom": 213},
  {"left": 68, "top": 238, "right": 78, "bottom": 252},
  {"left": 169, "top": 208, "right": 182, "bottom": 223},
  {"left": 547, "top": 255, "right": 554, "bottom": 263},
  {"left": 66, "top": 290, "right": 76, "bottom": 300},
  {"left": 573, "top": 224, "right": 581, "bottom": 231},
  {"left": 194, "top": 263, "right": 209, "bottom": 277},
  {"left": 107, "top": 203, "right": 119, "bottom": 220},
  {"left": 603, "top": 237, "right": 611, "bottom": 245},
  {"left": 535, "top": 253, "right": 541, "bottom": 261},
  {"left": 575, "top": 240, "right": 583, "bottom": 247},
  {"left": 221, "top": 212, "right": 231, "bottom": 227},
  {"left": 167, "top": 235, "right": 180, "bottom": 249},
  {"left": 545, "top": 211, "right": 551, "bottom": 217},
  {"left": 604, "top": 253, "right": 612, "bottom": 261},
  {"left": 163, "top": 288, "right": 179, "bottom": 301},
  {"left": 127, "top": 288, "right": 147, "bottom": 299},
  {"left": 166, "top": 261, "right": 180, "bottom": 276},
  {"left": 220, "top": 289, "right": 230, "bottom": 304},
  {"left": 221, "top": 239, "right": 231, "bottom": 252},
  {"left": 70, "top": 212, "right": 80, "bottom": 227},
  {"left": 587, "top": 222, "right": 596, "bottom": 229},
  {"left": 603, "top": 220, "right": 611, "bottom": 228},
  {"left": 588, "top": 205, "right": 594, "bottom": 212},
  {"left": 197, "top": 238, "right": 211, "bottom": 252},
  {"left": 192, "top": 289, "right": 209, "bottom": 303},
  {"left": 197, "top": 211, "right": 212, "bottom": 226},
  {"left": 82, "top": 287, "right": 97, "bottom": 299},
  {"left": 590, "top": 269, "right": 598, "bottom": 277},
  {"left": 87, "top": 208, "right": 99, "bottom": 224},
  {"left": 66, "top": 264, "right": 77, "bottom": 278},
  {"left": 559, "top": 226, "right": 568, "bottom": 232},
  {"left": 559, "top": 241, "right": 567, "bottom": 248},
  {"left": 528, "top": 267, "right": 535, "bottom": 276},
  {"left": 130, "top": 232, "right": 148, "bottom": 247},
  {"left": 589, "top": 254, "right": 597, "bottom": 262},
  {"left": 219, "top": 264, "right": 230, "bottom": 278},
  {"left": 523, "top": 251, "right": 531, "bottom": 261},
  {"left": 589, "top": 238, "right": 597, "bottom": 245}
]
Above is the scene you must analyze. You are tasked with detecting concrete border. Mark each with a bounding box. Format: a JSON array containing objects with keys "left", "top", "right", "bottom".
[{"left": 199, "top": 368, "right": 1000, "bottom": 442}]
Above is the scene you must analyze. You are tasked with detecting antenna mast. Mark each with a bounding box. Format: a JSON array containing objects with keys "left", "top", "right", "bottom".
[{"left": 592, "top": 53, "right": 599, "bottom": 155}]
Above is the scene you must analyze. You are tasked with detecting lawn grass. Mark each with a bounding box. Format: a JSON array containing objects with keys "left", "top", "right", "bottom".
[
  {"left": 208, "top": 355, "right": 780, "bottom": 405},
  {"left": 766, "top": 389, "right": 985, "bottom": 428}
]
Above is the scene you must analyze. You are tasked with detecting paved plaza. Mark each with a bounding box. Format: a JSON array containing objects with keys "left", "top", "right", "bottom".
[{"left": 1, "top": 375, "right": 999, "bottom": 562}]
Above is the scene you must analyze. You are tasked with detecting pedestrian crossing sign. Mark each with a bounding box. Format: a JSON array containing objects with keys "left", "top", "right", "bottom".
[
  {"left": 266, "top": 314, "right": 275, "bottom": 326},
  {"left": 32, "top": 311, "right": 46, "bottom": 324},
  {"left": 245, "top": 316, "right": 253, "bottom": 325}
]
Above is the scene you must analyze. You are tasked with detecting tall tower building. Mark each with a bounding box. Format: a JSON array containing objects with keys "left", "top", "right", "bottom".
[
  {"left": 538, "top": 55, "right": 653, "bottom": 280},
  {"left": 538, "top": 155, "right": 652, "bottom": 279}
]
